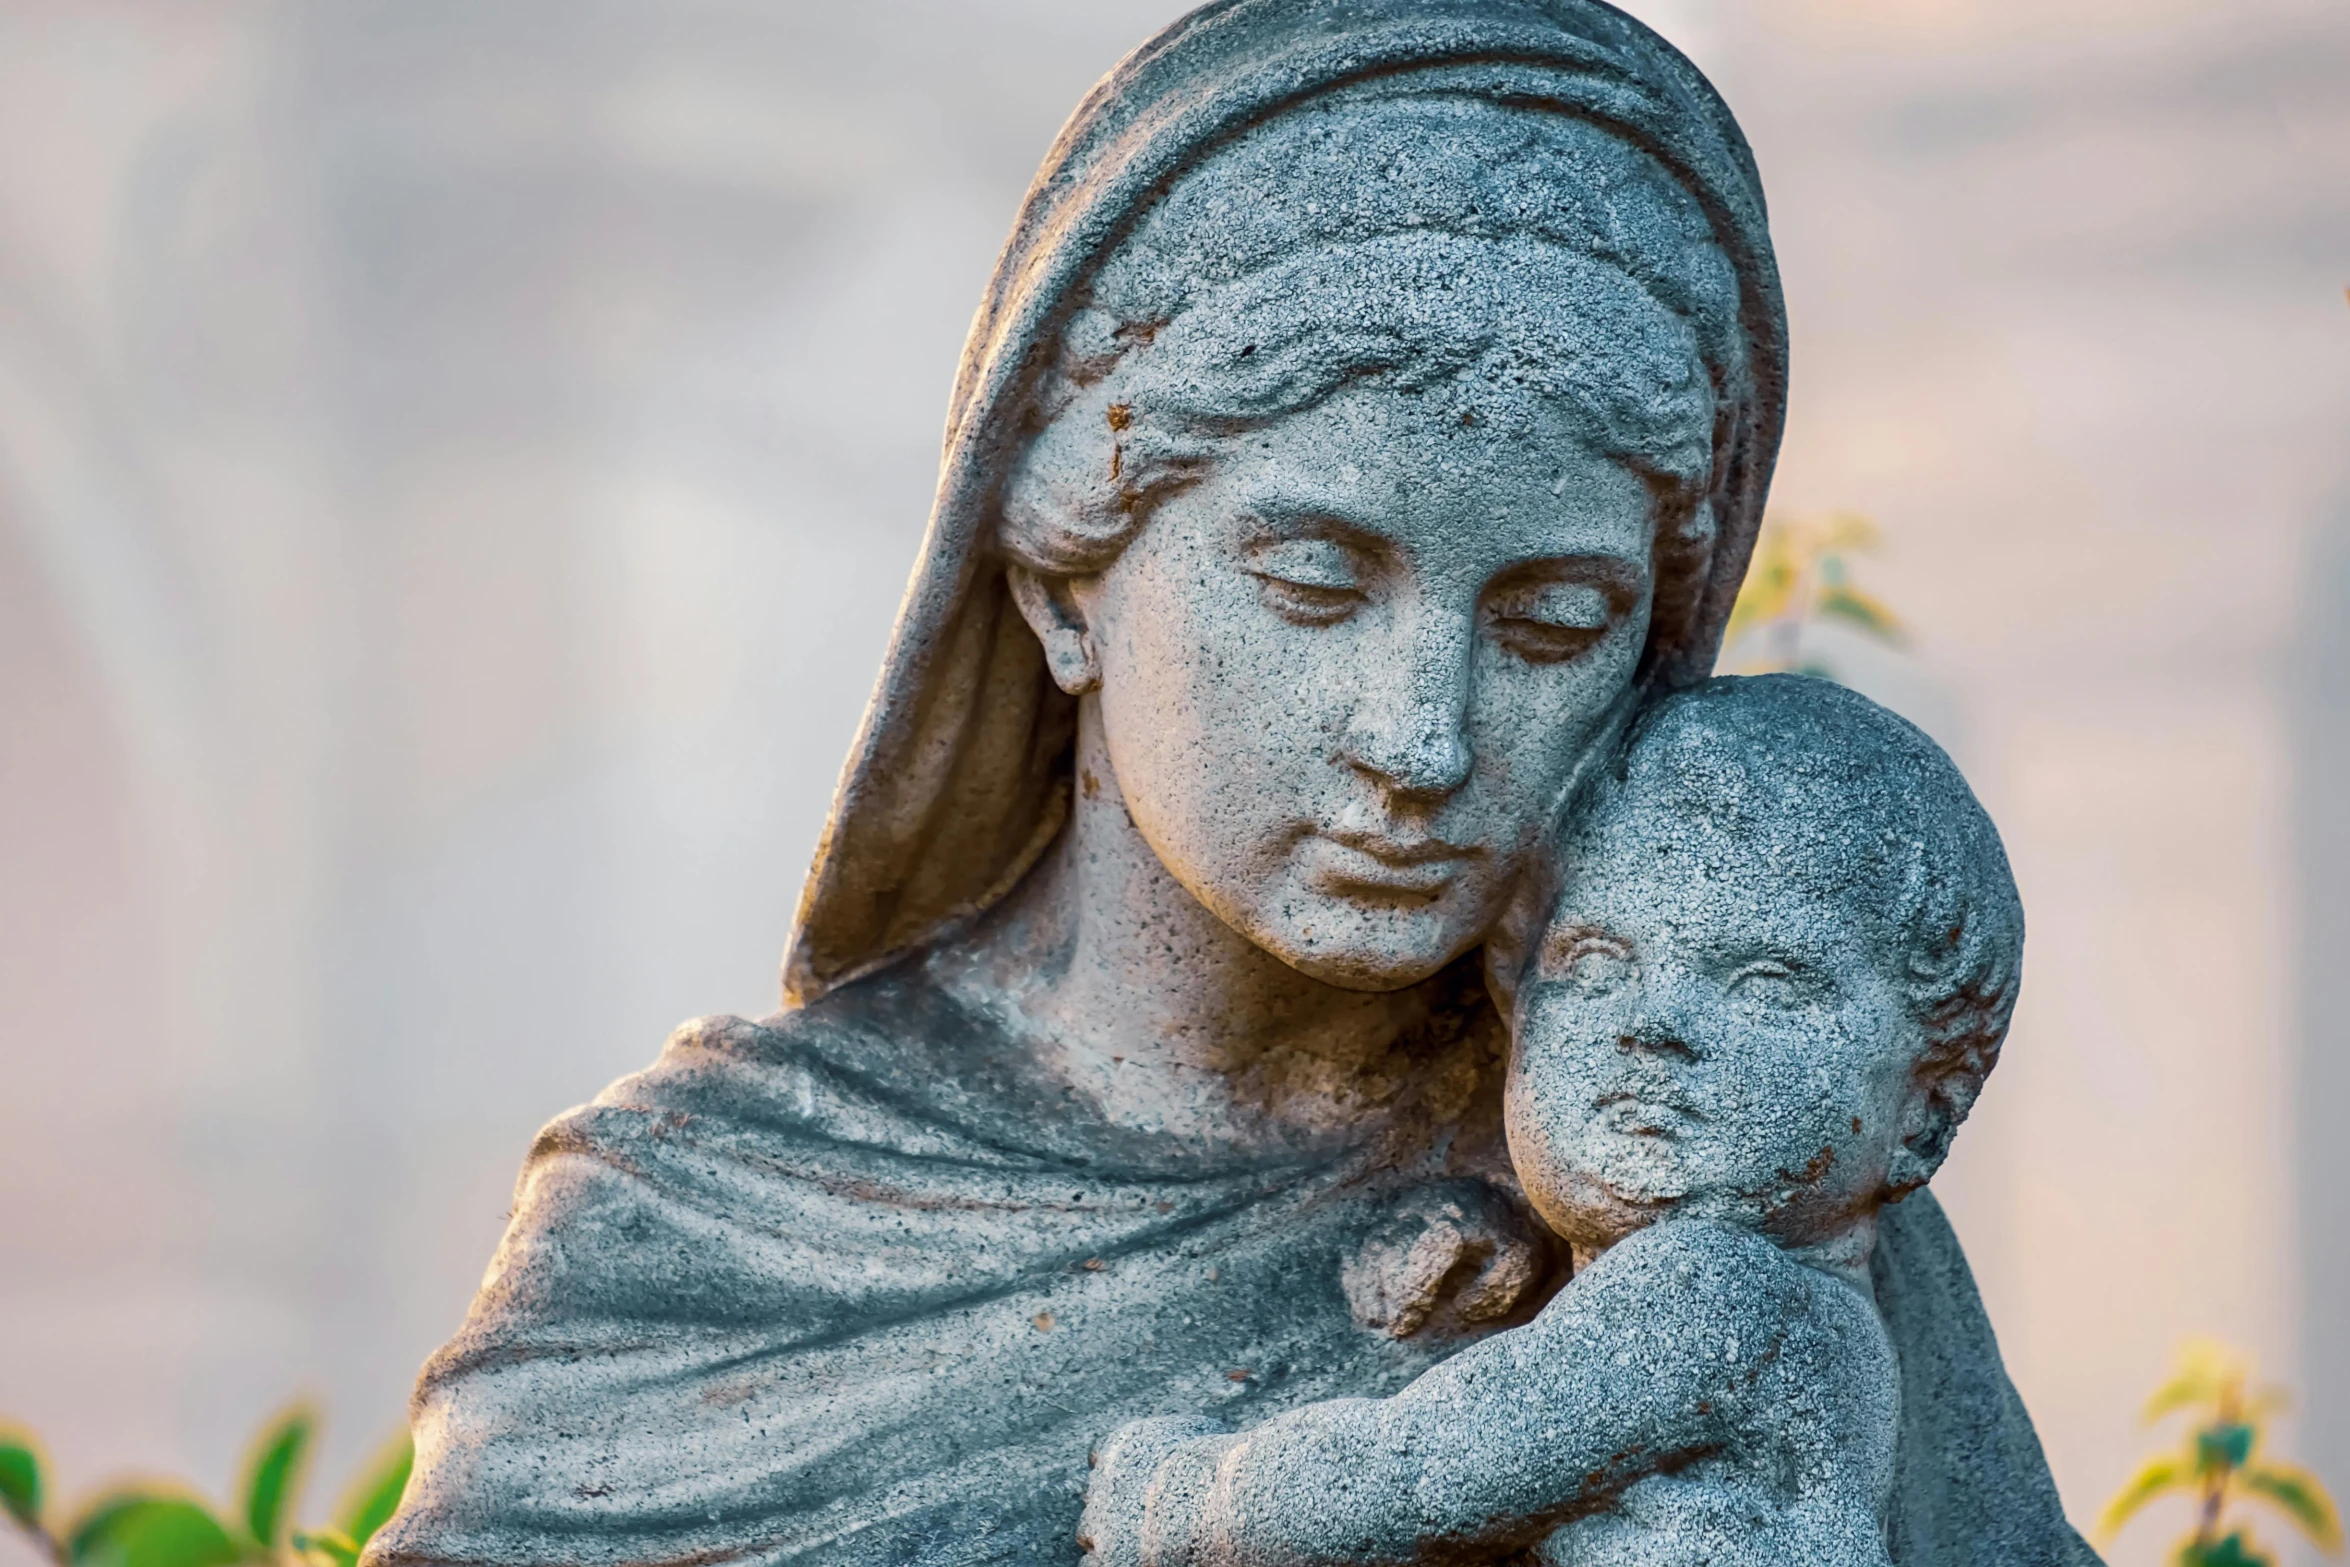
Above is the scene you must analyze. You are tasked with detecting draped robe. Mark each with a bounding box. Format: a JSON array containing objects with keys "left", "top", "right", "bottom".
[
  {"left": 367, "top": 3, "right": 2102, "bottom": 1562},
  {"left": 371, "top": 969, "right": 2091, "bottom": 1567}
]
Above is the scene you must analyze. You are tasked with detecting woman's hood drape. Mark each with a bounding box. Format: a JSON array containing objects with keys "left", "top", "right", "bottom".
[
  {"left": 781, "top": 0, "right": 1788, "bottom": 1006},
  {"left": 363, "top": 11, "right": 2102, "bottom": 1567}
]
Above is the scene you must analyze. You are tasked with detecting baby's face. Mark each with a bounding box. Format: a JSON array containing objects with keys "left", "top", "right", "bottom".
[{"left": 1504, "top": 792, "right": 1921, "bottom": 1254}]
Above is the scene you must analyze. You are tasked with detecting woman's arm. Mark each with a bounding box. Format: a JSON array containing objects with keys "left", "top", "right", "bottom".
[{"left": 1081, "top": 1221, "right": 1811, "bottom": 1567}]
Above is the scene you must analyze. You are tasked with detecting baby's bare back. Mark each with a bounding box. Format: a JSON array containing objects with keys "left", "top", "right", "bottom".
[
  {"left": 1534, "top": 1224, "right": 1900, "bottom": 1566},
  {"left": 1082, "top": 1220, "right": 1899, "bottom": 1567},
  {"left": 1535, "top": 1472, "right": 1890, "bottom": 1567}
]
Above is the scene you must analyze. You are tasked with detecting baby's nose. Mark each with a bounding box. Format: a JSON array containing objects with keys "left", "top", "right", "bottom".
[{"left": 1616, "top": 1005, "right": 1699, "bottom": 1061}]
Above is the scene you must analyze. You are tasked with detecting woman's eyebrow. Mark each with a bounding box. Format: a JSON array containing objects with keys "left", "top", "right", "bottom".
[
  {"left": 1240, "top": 501, "right": 1395, "bottom": 555},
  {"left": 1489, "top": 553, "right": 1650, "bottom": 599}
]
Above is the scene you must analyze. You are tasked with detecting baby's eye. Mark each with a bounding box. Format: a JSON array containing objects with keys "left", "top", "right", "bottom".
[
  {"left": 1566, "top": 947, "right": 1630, "bottom": 994},
  {"left": 1485, "top": 580, "right": 1614, "bottom": 664},
  {"left": 1247, "top": 537, "right": 1367, "bottom": 625},
  {"left": 1727, "top": 960, "right": 1811, "bottom": 1008},
  {"left": 1538, "top": 932, "right": 1633, "bottom": 996}
]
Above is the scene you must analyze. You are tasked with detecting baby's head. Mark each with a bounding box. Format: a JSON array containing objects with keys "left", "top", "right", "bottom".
[{"left": 1501, "top": 675, "right": 2023, "bottom": 1264}]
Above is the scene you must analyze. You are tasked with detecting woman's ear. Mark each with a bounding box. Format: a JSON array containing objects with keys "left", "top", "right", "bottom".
[{"left": 1006, "top": 564, "right": 1102, "bottom": 695}]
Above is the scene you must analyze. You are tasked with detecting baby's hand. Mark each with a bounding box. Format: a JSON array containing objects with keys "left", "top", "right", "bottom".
[
  {"left": 1342, "top": 1179, "right": 1552, "bottom": 1338},
  {"left": 1081, "top": 1415, "right": 1227, "bottom": 1567}
]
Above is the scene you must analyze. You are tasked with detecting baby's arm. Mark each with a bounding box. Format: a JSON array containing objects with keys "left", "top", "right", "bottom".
[{"left": 1081, "top": 1221, "right": 1815, "bottom": 1567}]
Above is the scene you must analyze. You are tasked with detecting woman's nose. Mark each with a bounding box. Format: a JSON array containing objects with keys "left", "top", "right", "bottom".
[{"left": 1342, "top": 610, "right": 1475, "bottom": 799}]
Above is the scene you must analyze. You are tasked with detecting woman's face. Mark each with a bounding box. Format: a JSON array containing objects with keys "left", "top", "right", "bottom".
[{"left": 1073, "top": 383, "right": 1657, "bottom": 990}]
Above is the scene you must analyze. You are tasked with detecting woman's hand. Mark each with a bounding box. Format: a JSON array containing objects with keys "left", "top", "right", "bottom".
[{"left": 1341, "top": 1179, "right": 1554, "bottom": 1338}]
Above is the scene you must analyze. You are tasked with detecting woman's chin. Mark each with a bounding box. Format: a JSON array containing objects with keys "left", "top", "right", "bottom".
[{"left": 1240, "top": 884, "right": 1483, "bottom": 992}]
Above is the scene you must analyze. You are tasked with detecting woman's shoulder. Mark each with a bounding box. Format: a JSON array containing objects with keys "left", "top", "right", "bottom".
[
  {"left": 526, "top": 965, "right": 1039, "bottom": 1171},
  {"left": 640, "top": 962, "right": 985, "bottom": 1082}
]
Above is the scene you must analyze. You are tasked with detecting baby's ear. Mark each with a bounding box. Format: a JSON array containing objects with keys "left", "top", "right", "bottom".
[{"left": 1887, "top": 1041, "right": 1993, "bottom": 1197}]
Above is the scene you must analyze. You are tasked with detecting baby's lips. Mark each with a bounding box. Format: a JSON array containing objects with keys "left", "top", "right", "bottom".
[{"left": 1596, "top": 1092, "right": 1705, "bottom": 1136}]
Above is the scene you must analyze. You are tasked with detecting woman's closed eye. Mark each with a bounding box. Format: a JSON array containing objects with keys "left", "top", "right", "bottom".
[
  {"left": 1246, "top": 536, "right": 1369, "bottom": 624},
  {"left": 1485, "top": 579, "right": 1614, "bottom": 663}
]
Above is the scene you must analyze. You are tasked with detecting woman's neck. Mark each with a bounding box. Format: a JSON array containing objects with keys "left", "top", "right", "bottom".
[{"left": 928, "top": 710, "right": 1437, "bottom": 1155}]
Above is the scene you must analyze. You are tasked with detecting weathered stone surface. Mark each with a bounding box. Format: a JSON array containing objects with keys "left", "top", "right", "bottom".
[
  {"left": 1086, "top": 1220, "right": 1898, "bottom": 1567},
  {"left": 364, "top": 4, "right": 2095, "bottom": 1565},
  {"left": 1080, "top": 675, "right": 2040, "bottom": 1566}
]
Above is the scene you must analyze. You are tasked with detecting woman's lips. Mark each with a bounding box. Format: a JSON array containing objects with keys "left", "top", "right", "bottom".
[{"left": 1305, "top": 829, "right": 1475, "bottom": 900}]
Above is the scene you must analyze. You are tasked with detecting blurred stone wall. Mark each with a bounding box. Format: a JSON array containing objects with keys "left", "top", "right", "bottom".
[{"left": 1, "top": 3, "right": 2343, "bottom": 1563}]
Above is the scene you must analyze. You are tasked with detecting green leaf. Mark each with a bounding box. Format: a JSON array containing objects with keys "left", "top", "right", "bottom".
[
  {"left": 2145, "top": 1341, "right": 2246, "bottom": 1425},
  {"left": 67, "top": 1495, "right": 242, "bottom": 1567},
  {"left": 239, "top": 1404, "right": 316, "bottom": 1547},
  {"left": 2198, "top": 1423, "right": 2256, "bottom": 1474},
  {"left": 331, "top": 1432, "right": 413, "bottom": 1549},
  {"left": 2097, "top": 1453, "right": 2192, "bottom": 1543},
  {"left": 1724, "top": 561, "right": 1795, "bottom": 648},
  {"left": 65, "top": 1494, "right": 149, "bottom": 1560},
  {"left": 1820, "top": 512, "right": 1882, "bottom": 553},
  {"left": 2179, "top": 1528, "right": 2271, "bottom": 1567},
  {"left": 0, "top": 1427, "right": 44, "bottom": 1528},
  {"left": 291, "top": 1528, "right": 360, "bottom": 1567},
  {"left": 1814, "top": 585, "right": 1904, "bottom": 643},
  {"left": 2241, "top": 1462, "right": 2345, "bottom": 1550}
]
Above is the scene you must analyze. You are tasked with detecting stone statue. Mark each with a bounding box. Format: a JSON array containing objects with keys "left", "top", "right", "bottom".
[
  {"left": 1078, "top": 675, "right": 2022, "bottom": 1567},
  {"left": 365, "top": 4, "right": 2100, "bottom": 1565}
]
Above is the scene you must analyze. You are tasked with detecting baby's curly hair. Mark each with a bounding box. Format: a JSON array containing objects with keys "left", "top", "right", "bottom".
[{"left": 1564, "top": 675, "right": 2026, "bottom": 1190}]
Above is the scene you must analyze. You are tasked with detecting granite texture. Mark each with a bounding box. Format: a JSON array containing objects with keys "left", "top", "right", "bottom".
[
  {"left": 365, "top": 4, "right": 2097, "bottom": 1565},
  {"left": 1085, "top": 1219, "right": 1900, "bottom": 1567},
  {"left": 1079, "top": 676, "right": 2037, "bottom": 1566}
]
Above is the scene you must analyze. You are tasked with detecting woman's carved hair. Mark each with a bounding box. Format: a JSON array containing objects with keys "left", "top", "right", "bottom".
[{"left": 994, "top": 91, "right": 1748, "bottom": 660}]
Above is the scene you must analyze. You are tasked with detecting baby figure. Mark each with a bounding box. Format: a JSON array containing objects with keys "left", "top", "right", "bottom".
[{"left": 1080, "top": 675, "right": 2025, "bottom": 1567}]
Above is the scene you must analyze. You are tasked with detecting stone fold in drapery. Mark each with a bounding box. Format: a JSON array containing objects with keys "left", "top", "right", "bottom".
[
  {"left": 371, "top": 977, "right": 1510, "bottom": 1567},
  {"left": 369, "top": 2, "right": 2100, "bottom": 1563},
  {"left": 369, "top": 974, "right": 2093, "bottom": 1567}
]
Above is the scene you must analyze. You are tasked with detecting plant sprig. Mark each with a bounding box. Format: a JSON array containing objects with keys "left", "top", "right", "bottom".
[
  {"left": 2099, "top": 1341, "right": 2343, "bottom": 1567},
  {"left": 0, "top": 1408, "right": 412, "bottom": 1567},
  {"left": 1722, "top": 510, "right": 1905, "bottom": 681}
]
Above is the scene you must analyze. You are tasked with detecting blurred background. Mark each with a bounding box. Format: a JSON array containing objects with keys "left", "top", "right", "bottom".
[{"left": 1, "top": 0, "right": 2344, "bottom": 1562}]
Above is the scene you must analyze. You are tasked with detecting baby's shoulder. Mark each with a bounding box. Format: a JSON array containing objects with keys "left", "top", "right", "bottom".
[
  {"left": 1567, "top": 1220, "right": 1807, "bottom": 1314},
  {"left": 1557, "top": 1222, "right": 1886, "bottom": 1377},
  {"left": 1559, "top": 1224, "right": 1901, "bottom": 1517}
]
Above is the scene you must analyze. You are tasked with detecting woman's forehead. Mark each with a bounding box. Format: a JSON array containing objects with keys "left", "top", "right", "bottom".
[{"left": 1207, "top": 387, "right": 1660, "bottom": 567}]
